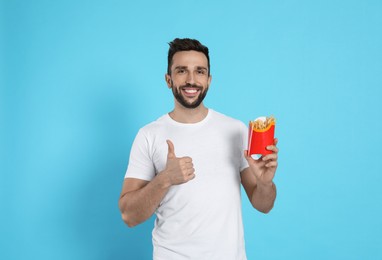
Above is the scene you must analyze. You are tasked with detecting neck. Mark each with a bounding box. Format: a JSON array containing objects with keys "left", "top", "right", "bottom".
[{"left": 169, "top": 103, "right": 208, "bottom": 124}]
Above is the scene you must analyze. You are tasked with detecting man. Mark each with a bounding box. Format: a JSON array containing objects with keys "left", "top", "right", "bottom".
[{"left": 119, "top": 38, "right": 278, "bottom": 260}]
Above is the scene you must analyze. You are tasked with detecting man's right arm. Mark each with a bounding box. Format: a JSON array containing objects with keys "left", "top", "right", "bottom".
[
  {"left": 118, "top": 174, "right": 172, "bottom": 227},
  {"left": 119, "top": 140, "right": 195, "bottom": 227}
]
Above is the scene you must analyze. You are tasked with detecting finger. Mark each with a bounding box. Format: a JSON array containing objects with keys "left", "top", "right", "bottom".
[
  {"left": 181, "top": 162, "right": 194, "bottom": 171},
  {"left": 262, "top": 153, "right": 278, "bottom": 161},
  {"left": 182, "top": 170, "right": 195, "bottom": 182},
  {"left": 188, "top": 173, "right": 196, "bottom": 181},
  {"left": 266, "top": 144, "right": 279, "bottom": 153},
  {"left": 187, "top": 167, "right": 195, "bottom": 175},
  {"left": 274, "top": 138, "right": 278, "bottom": 145},
  {"left": 167, "top": 140, "right": 176, "bottom": 159},
  {"left": 184, "top": 161, "right": 194, "bottom": 167},
  {"left": 181, "top": 156, "right": 193, "bottom": 163},
  {"left": 265, "top": 161, "right": 278, "bottom": 168}
]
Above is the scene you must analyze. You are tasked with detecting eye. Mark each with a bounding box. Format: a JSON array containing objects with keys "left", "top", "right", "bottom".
[
  {"left": 197, "top": 69, "right": 206, "bottom": 75},
  {"left": 176, "top": 69, "right": 186, "bottom": 74}
]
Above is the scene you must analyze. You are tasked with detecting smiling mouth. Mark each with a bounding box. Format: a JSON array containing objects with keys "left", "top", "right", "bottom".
[
  {"left": 183, "top": 88, "right": 199, "bottom": 94},
  {"left": 181, "top": 86, "right": 202, "bottom": 97}
]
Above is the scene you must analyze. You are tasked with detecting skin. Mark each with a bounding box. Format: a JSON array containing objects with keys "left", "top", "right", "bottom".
[{"left": 119, "top": 50, "right": 278, "bottom": 227}]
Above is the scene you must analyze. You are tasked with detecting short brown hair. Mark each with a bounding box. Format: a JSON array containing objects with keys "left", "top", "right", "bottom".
[{"left": 167, "top": 38, "right": 210, "bottom": 76}]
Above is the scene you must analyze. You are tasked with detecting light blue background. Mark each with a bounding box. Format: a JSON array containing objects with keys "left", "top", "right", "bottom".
[{"left": 1, "top": 0, "right": 381, "bottom": 259}]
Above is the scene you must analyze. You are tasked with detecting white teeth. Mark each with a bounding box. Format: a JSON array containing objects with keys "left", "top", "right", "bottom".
[{"left": 184, "top": 89, "right": 197, "bottom": 94}]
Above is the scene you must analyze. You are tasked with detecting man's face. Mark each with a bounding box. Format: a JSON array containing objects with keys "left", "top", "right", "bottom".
[{"left": 166, "top": 51, "right": 212, "bottom": 109}]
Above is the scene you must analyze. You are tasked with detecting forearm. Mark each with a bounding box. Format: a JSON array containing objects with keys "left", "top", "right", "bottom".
[
  {"left": 119, "top": 173, "right": 171, "bottom": 227},
  {"left": 251, "top": 182, "right": 276, "bottom": 213}
]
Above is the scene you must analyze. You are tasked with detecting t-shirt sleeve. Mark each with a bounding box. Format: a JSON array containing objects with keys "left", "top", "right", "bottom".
[
  {"left": 239, "top": 122, "right": 249, "bottom": 172},
  {"left": 124, "top": 129, "right": 155, "bottom": 181}
]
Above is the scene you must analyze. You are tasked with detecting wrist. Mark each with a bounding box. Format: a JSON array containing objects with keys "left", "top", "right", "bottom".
[
  {"left": 257, "top": 180, "right": 274, "bottom": 189},
  {"left": 157, "top": 170, "right": 172, "bottom": 189}
]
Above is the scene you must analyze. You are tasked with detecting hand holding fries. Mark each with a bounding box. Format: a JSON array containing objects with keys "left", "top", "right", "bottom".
[
  {"left": 244, "top": 138, "right": 279, "bottom": 186},
  {"left": 245, "top": 115, "right": 278, "bottom": 186}
]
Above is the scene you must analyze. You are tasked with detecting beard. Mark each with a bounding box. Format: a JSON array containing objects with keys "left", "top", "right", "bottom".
[{"left": 171, "top": 82, "right": 209, "bottom": 109}]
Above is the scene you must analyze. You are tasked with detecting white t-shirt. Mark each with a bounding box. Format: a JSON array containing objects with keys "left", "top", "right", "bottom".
[{"left": 125, "top": 109, "right": 249, "bottom": 260}]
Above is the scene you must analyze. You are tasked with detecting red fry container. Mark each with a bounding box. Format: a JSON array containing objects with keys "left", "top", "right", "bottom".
[{"left": 248, "top": 119, "right": 275, "bottom": 156}]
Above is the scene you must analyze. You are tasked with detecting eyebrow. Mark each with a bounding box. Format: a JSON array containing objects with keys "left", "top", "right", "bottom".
[
  {"left": 196, "top": 66, "right": 208, "bottom": 71},
  {"left": 174, "top": 66, "right": 208, "bottom": 71},
  {"left": 174, "top": 66, "right": 188, "bottom": 71}
]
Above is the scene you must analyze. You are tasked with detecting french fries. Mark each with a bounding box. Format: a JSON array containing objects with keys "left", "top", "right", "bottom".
[{"left": 250, "top": 116, "right": 276, "bottom": 131}]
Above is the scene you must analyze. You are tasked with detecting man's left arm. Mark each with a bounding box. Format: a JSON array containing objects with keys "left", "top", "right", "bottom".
[{"left": 241, "top": 138, "right": 278, "bottom": 213}]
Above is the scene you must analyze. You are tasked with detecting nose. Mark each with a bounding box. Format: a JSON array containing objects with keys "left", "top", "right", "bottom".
[{"left": 185, "top": 72, "right": 195, "bottom": 84}]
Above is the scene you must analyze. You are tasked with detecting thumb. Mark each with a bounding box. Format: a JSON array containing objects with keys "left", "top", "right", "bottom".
[
  {"left": 244, "top": 150, "right": 257, "bottom": 164},
  {"left": 167, "top": 140, "right": 176, "bottom": 159},
  {"left": 244, "top": 150, "right": 251, "bottom": 161}
]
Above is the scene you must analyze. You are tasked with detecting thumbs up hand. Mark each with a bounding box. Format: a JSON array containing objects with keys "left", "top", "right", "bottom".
[{"left": 164, "top": 140, "right": 195, "bottom": 185}]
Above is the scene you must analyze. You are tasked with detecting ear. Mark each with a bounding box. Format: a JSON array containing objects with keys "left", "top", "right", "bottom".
[
  {"left": 208, "top": 74, "right": 212, "bottom": 87},
  {"left": 165, "top": 74, "right": 172, "bottom": 88}
]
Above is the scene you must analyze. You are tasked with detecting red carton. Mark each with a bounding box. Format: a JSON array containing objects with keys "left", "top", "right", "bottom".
[{"left": 248, "top": 116, "right": 276, "bottom": 156}]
